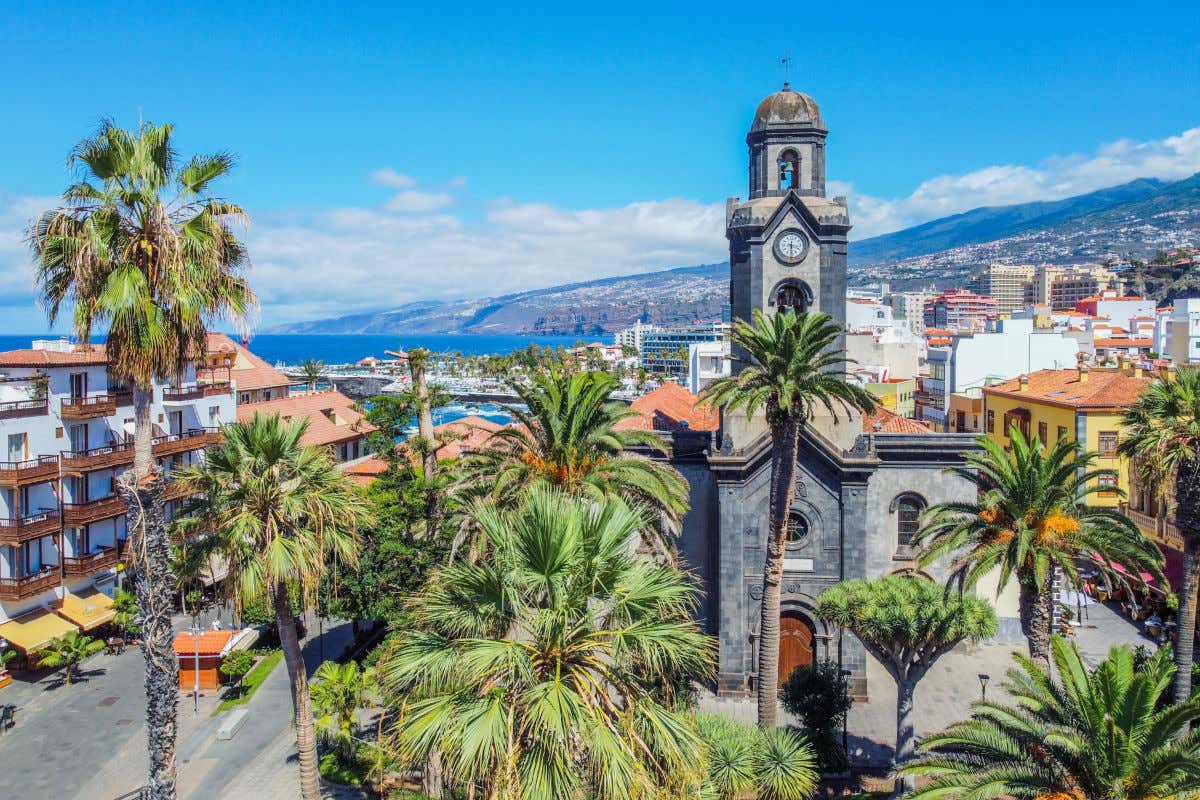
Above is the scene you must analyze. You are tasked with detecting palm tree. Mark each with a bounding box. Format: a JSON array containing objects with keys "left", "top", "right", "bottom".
[
  {"left": 376, "top": 488, "right": 713, "bottom": 800},
  {"left": 1119, "top": 367, "right": 1200, "bottom": 703},
  {"left": 455, "top": 368, "right": 690, "bottom": 558},
  {"left": 387, "top": 348, "right": 436, "bottom": 477},
  {"left": 703, "top": 309, "right": 876, "bottom": 728},
  {"left": 299, "top": 358, "right": 325, "bottom": 391},
  {"left": 916, "top": 428, "right": 1163, "bottom": 667},
  {"left": 311, "top": 660, "right": 375, "bottom": 763},
  {"left": 112, "top": 587, "right": 140, "bottom": 642},
  {"left": 696, "top": 713, "right": 818, "bottom": 800},
  {"left": 816, "top": 575, "right": 997, "bottom": 794},
  {"left": 903, "top": 637, "right": 1200, "bottom": 800},
  {"left": 38, "top": 631, "right": 106, "bottom": 685},
  {"left": 173, "top": 413, "right": 369, "bottom": 800},
  {"left": 28, "top": 120, "right": 254, "bottom": 799}
]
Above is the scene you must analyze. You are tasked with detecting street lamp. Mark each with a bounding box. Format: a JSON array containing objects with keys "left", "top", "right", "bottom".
[
  {"left": 840, "top": 668, "right": 853, "bottom": 761},
  {"left": 978, "top": 673, "right": 990, "bottom": 702},
  {"left": 189, "top": 602, "right": 202, "bottom": 715}
]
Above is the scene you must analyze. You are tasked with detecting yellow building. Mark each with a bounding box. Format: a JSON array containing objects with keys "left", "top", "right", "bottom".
[
  {"left": 864, "top": 377, "right": 916, "bottom": 418},
  {"left": 981, "top": 365, "right": 1153, "bottom": 507}
]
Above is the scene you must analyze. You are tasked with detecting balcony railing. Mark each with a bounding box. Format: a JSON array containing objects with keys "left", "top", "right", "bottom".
[
  {"left": 62, "top": 495, "right": 126, "bottom": 526},
  {"left": 152, "top": 428, "right": 220, "bottom": 457},
  {"left": 0, "top": 510, "right": 60, "bottom": 545},
  {"left": 0, "top": 454, "right": 59, "bottom": 485},
  {"left": 61, "top": 438, "right": 135, "bottom": 473},
  {"left": 0, "top": 398, "right": 48, "bottom": 420},
  {"left": 0, "top": 568, "right": 59, "bottom": 600},
  {"left": 61, "top": 392, "right": 131, "bottom": 420},
  {"left": 62, "top": 546, "right": 118, "bottom": 578},
  {"left": 162, "top": 382, "right": 232, "bottom": 402}
]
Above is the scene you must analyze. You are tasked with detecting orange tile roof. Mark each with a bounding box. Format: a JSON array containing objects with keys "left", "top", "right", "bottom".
[
  {"left": 343, "top": 415, "right": 507, "bottom": 483},
  {"left": 173, "top": 629, "right": 238, "bottom": 656},
  {"left": 863, "top": 407, "right": 931, "bottom": 434},
  {"left": 617, "top": 383, "right": 718, "bottom": 432},
  {"left": 1095, "top": 338, "right": 1152, "bottom": 347},
  {"left": 237, "top": 388, "right": 375, "bottom": 447},
  {"left": 205, "top": 333, "right": 291, "bottom": 393},
  {"left": 343, "top": 457, "right": 388, "bottom": 485},
  {"left": 983, "top": 368, "right": 1152, "bottom": 410},
  {"left": 0, "top": 344, "right": 108, "bottom": 367}
]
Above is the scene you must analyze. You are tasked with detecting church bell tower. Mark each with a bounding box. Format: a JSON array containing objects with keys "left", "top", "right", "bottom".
[{"left": 726, "top": 84, "right": 850, "bottom": 331}]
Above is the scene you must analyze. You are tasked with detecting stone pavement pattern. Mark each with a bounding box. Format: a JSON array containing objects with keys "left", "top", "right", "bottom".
[{"left": 701, "top": 598, "right": 1152, "bottom": 767}]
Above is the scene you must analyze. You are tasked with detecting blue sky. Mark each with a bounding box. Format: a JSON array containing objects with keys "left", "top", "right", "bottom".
[{"left": 1, "top": 1, "right": 1198, "bottom": 330}]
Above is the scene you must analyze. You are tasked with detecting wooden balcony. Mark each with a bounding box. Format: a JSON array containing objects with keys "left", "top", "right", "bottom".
[
  {"left": 61, "top": 439, "right": 135, "bottom": 473},
  {"left": 60, "top": 392, "right": 130, "bottom": 420},
  {"left": 0, "top": 511, "right": 60, "bottom": 546},
  {"left": 0, "top": 398, "right": 48, "bottom": 420},
  {"left": 0, "top": 455, "right": 59, "bottom": 486},
  {"left": 152, "top": 428, "right": 220, "bottom": 458},
  {"left": 62, "top": 495, "right": 125, "bottom": 527},
  {"left": 162, "top": 381, "right": 232, "bottom": 402},
  {"left": 62, "top": 546, "right": 118, "bottom": 578},
  {"left": 0, "top": 569, "right": 60, "bottom": 600}
]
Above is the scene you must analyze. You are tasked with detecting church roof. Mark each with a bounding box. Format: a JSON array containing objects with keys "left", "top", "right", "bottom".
[
  {"left": 751, "top": 85, "right": 825, "bottom": 132},
  {"left": 617, "top": 383, "right": 718, "bottom": 432}
]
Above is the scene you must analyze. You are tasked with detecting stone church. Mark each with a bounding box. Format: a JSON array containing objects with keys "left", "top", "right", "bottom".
[{"left": 636, "top": 85, "right": 1014, "bottom": 698}]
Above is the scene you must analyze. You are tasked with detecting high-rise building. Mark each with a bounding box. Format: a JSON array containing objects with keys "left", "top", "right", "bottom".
[
  {"left": 924, "top": 289, "right": 998, "bottom": 332},
  {"left": 1047, "top": 265, "right": 1124, "bottom": 310},
  {"left": 969, "top": 264, "right": 1036, "bottom": 314},
  {"left": 888, "top": 289, "right": 937, "bottom": 333}
]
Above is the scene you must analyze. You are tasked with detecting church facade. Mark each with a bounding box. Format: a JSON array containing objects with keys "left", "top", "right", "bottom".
[{"left": 660, "top": 86, "right": 1018, "bottom": 699}]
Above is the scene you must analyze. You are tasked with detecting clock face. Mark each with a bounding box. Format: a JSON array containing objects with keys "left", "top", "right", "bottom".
[{"left": 775, "top": 230, "right": 807, "bottom": 263}]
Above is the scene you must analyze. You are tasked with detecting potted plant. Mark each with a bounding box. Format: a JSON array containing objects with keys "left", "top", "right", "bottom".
[{"left": 0, "top": 644, "right": 16, "bottom": 688}]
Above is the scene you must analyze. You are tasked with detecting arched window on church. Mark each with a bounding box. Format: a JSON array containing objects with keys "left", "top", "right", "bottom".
[
  {"left": 894, "top": 493, "right": 927, "bottom": 552},
  {"left": 778, "top": 149, "right": 801, "bottom": 191}
]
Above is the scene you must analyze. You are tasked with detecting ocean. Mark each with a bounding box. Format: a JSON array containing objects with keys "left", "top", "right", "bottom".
[{"left": 0, "top": 332, "right": 597, "bottom": 367}]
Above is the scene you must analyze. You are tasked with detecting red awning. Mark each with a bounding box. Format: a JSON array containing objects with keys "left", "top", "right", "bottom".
[{"left": 1092, "top": 553, "right": 1156, "bottom": 584}]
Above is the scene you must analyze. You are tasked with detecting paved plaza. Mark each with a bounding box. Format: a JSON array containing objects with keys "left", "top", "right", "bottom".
[{"left": 701, "top": 597, "right": 1153, "bottom": 768}]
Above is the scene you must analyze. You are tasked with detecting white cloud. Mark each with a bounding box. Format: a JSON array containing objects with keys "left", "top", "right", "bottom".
[
  {"left": 384, "top": 190, "right": 456, "bottom": 213},
  {"left": 368, "top": 168, "right": 415, "bottom": 189},
  {"left": 839, "top": 127, "right": 1200, "bottom": 239}
]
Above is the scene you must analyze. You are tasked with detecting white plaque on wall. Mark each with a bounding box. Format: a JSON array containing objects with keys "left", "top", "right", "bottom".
[{"left": 783, "top": 558, "right": 814, "bottom": 572}]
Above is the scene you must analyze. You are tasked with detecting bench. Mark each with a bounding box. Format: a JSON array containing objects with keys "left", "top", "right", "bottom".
[{"left": 216, "top": 708, "right": 248, "bottom": 740}]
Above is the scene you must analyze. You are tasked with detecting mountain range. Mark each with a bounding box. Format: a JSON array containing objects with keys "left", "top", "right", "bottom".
[{"left": 268, "top": 172, "right": 1200, "bottom": 335}]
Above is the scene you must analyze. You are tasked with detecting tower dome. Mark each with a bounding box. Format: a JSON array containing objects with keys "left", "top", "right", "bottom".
[{"left": 750, "top": 84, "right": 825, "bottom": 132}]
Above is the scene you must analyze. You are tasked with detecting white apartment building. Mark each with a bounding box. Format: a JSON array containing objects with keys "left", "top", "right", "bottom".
[
  {"left": 917, "top": 319, "right": 1080, "bottom": 428},
  {"left": 0, "top": 339, "right": 235, "bottom": 630},
  {"left": 614, "top": 322, "right": 661, "bottom": 353},
  {"left": 888, "top": 289, "right": 937, "bottom": 333},
  {"left": 845, "top": 297, "right": 895, "bottom": 332},
  {"left": 687, "top": 340, "right": 730, "bottom": 393},
  {"left": 1167, "top": 299, "right": 1200, "bottom": 364}
]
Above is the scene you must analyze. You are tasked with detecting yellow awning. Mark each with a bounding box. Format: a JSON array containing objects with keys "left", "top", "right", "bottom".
[
  {"left": 0, "top": 608, "right": 79, "bottom": 653},
  {"left": 55, "top": 588, "right": 116, "bottom": 631}
]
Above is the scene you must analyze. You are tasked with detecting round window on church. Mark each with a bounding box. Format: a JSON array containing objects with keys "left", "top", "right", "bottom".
[{"left": 785, "top": 512, "right": 809, "bottom": 545}]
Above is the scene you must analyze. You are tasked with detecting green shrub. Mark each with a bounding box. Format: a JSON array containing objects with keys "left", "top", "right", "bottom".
[
  {"left": 780, "top": 659, "right": 853, "bottom": 771},
  {"left": 219, "top": 649, "right": 256, "bottom": 684}
]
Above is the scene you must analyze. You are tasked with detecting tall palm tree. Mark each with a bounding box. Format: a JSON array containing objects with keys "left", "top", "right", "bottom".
[
  {"left": 299, "top": 358, "right": 325, "bottom": 391},
  {"left": 387, "top": 347, "right": 436, "bottom": 477},
  {"left": 1119, "top": 367, "right": 1200, "bottom": 703},
  {"left": 174, "top": 413, "right": 369, "bottom": 800},
  {"left": 703, "top": 309, "right": 876, "bottom": 728},
  {"left": 28, "top": 120, "right": 254, "bottom": 799},
  {"left": 377, "top": 488, "right": 713, "bottom": 800},
  {"left": 455, "top": 368, "right": 690, "bottom": 557},
  {"left": 916, "top": 427, "right": 1163, "bottom": 668},
  {"left": 903, "top": 637, "right": 1200, "bottom": 800}
]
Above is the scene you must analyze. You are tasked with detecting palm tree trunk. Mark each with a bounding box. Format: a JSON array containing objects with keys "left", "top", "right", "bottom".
[
  {"left": 411, "top": 360, "right": 437, "bottom": 478},
  {"left": 272, "top": 582, "right": 320, "bottom": 800},
  {"left": 121, "top": 385, "right": 178, "bottom": 800},
  {"left": 894, "top": 676, "right": 918, "bottom": 796},
  {"left": 1018, "top": 570, "right": 1054, "bottom": 670},
  {"left": 1173, "top": 536, "right": 1199, "bottom": 704},
  {"left": 756, "top": 415, "right": 800, "bottom": 729}
]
